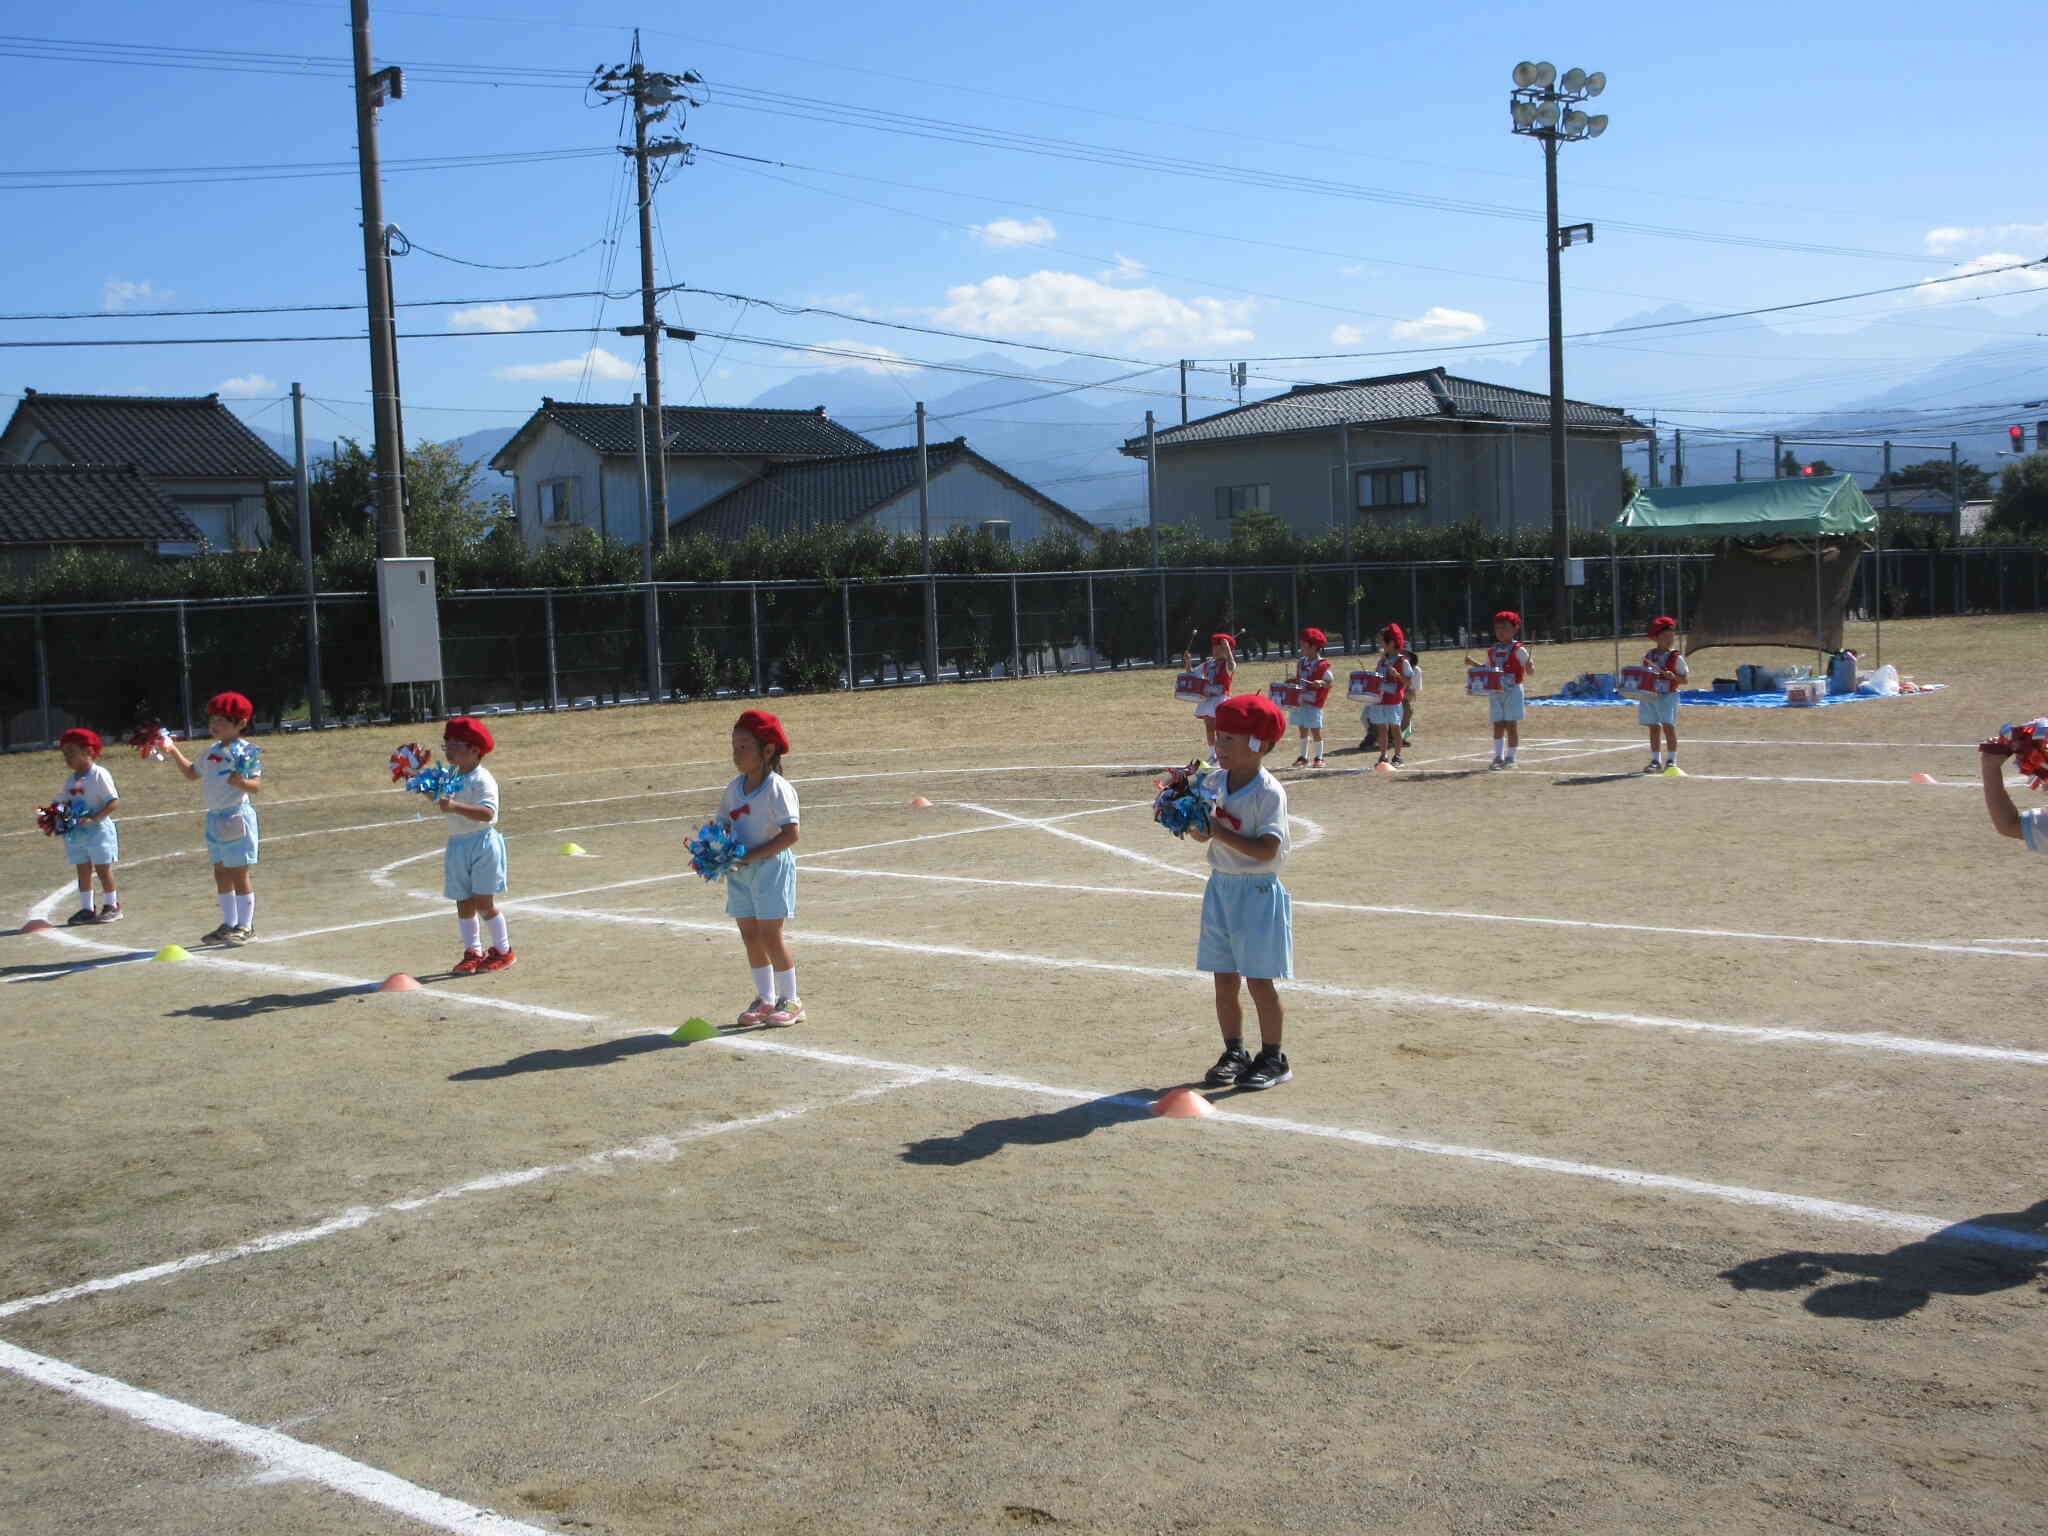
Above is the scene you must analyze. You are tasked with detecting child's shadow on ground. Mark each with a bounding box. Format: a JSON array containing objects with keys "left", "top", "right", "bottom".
[
  {"left": 901, "top": 1092, "right": 1157, "bottom": 1165},
  {"left": 1721, "top": 1198, "right": 2048, "bottom": 1319},
  {"left": 1552, "top": 771, "right": 1649, "bottom": 787},
  {"left": 171, "top": 984, "right": 374, "bottom": 1020},
  {"left": 450, "top": 1032, "right": 680, "bottom": 1080}
]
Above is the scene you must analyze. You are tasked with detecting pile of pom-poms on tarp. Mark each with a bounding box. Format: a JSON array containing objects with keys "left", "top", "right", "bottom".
[
  {"left": 128, "top": 722, "right": 175, "bottom": 760},
  {"left": 1152, "top": 761, "right": 1218, "bottom": 839},
  {"left": 388, "top": 742, "right": 467, "bottom": 801},
  {"left": 35, "top": 801, "right": 79, "bottom": 836},
  {"left": 1985, "top": 719, "right": 2048, "bottom": 789},
  {"left": 686, "top": 820, "right": 748, "bottom": 881}
]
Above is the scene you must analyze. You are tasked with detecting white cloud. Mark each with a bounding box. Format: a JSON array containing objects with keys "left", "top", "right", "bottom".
[
  {"left": 971, "top": 215, "right": 1057, "bottom": 249},
  {"left": 101, "top": 278, "right": 170, "bottom": 312},
  {"left": 449, "top": 302, "right": 539, "bottom": 333},
  {"left": 1925, "top": 222, "right": 2048, "bottom": 255},
  {"left": 796, "top": 340, "right": 915, "bottom": 375},
  {"left": 494, "top": 346, "right": 639, "bottom": 382},
  {"left": 934, "top": 270, "right": 1254, "bottom": 347},
  {"left": 1389, "top": 306, "right": 1487, "bottom": 343},
  {"left": 1329, "top": 324, "right": 1368, "bottom": 345},
  {"left": 1106, "top": 253, "right": 1146, "bottom": 282},
  {"left": 1915, "top": 251, "right": 2048, "bottom": 303},
  {"left": 217, "top": 373, "right": 276, "bottom": 397}
]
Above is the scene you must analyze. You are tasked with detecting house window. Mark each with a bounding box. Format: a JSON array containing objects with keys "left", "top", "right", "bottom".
[
  {"left": 1215, "top": 483, "right": 1271, "bottom": 522},
  {"left": 539, "top": 479, "right": 577, "bottom": 524},
  {"left": 1357, "top": 467, "right": 1426, "bottom": 510},
  {"left": 180, "top": 501, "right": 236, "bottom": 549}
]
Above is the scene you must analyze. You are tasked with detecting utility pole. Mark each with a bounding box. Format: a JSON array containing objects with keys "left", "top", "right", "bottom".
[
  {"left": 594, "top": 34, "right": 700, "bottom": 553},
  {"left": 292, "top": 382, "right": 324, "bottom": 729},
  {"left": 1672, "top": 429, "right": 1684, "bottom": 488},
  {"left": 917, "top": 402, "right": 939, "bottom": 684},
  {"left": 350, "top": 0, "right": 406, "bottom": 557},
  {"left": 1735, "top": 448, "right": 1743, "bottom": 483},
  {"left": 1178, "top": 360, "right": 1189, "bottom": 425}
]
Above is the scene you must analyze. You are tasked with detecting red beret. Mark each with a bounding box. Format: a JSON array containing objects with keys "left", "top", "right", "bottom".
[
  {"left": 1213, "top": 693, "right": 1288, "bottom": 750},
  {"left": 206, "top": 691, "right": 253, "bottom": 725},
  {"left": 1209, "top": 632, "right": 1235, "bottom": 647},
  {"left": 1300, "top": 627, "right": 1327, "bottom": 648},
  {"left": 1648, "top": 615, "right": 1677, "bottom": 636},
  {"left": 735, "top": 709, "right": 790, "bottom": 756},
  {"left": 1492, "top": 611, "right": 1520, "bottom": 629},
  {"left": 59, "top": 728, "right": 103, "bottom": 757},
  {"left": 443, "top": 716, "right": 495, "bottom": 755},
  {"left": 1379, "top": 622, "right": 1405, "bottom": 649}
]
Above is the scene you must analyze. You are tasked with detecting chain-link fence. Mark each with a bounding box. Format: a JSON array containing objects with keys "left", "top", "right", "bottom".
[{"left": 4, "top": 547, "right": 2041, "bottom": 749}]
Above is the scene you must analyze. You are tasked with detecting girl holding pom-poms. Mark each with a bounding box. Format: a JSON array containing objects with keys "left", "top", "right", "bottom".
[
  {"left": 160, "top": 692, "right": 263, "bottom": 946},
  {"left": 437, "top": 717, "right": 513, "bottom": 975},
  {"left": 54, "top": 729, "right": 122, "bottom": 925},
  {"left": 720, "top": 710, "right": 804, "bottom": 1026}
]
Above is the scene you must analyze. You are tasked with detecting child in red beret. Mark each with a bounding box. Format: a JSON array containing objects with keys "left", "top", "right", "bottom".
[
  {"left": 160, "top": 690, "right": 263, "bottom": 945},
  {"left": 1181, "top": 633, "right": 1236, "bottom": 761},
  {"left": 55, "top": 728, "right": 122, "bottom": 925},
  {"left": 438, "top": 716, "right": 513, "bottom": 974},
  {"left": 1189, "top": 693, "right": 1295, "bottom": 1091},
  {"left": 1287, "top": 627, "right": 1335, "bottom": 769},
  {"left": 1363, "top": 624, "right": 1416, "bottom": 768},
  {"left": 722, "top": 709, "right": 804, "bottom": 1026},
  {"left": 1463, "top": 611, "right": 1532, "bottom": 769},
  {"left": 1638, "top": 618, "right": 1689, "bottom": 773}
]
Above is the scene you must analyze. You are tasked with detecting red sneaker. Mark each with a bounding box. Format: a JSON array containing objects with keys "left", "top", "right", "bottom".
[
  {"left": 452, "top": 949, "right": 486, "bottom": 975},
  {"left": 478, "top": 947, "right": 516, "bottom": 973}
]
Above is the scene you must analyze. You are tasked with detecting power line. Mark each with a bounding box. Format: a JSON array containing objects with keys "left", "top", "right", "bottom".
[{"left": 0, "top": 286, "right": 669, "bottom": 322}]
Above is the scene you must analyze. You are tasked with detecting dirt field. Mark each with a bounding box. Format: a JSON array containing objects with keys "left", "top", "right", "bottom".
[{"left": 3, "top": 613, "right": 2047, "bottom": 1536}]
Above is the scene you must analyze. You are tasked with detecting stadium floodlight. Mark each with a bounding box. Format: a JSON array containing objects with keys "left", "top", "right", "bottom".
[
  {"left": 1513, "top": 60, "right": 1541, "bottom": 86},
  {"left": 1535, "top": 100, "right": 1560, "bottom": 128},
  {"left": 1585, "top": 114, "right": 1609, "bottom": 138},
  {"left": 1563, "top": 109, "right": 1588, "bottom": 136},
  {"left": 1560, "top": 67, "right": 1586, "bottom": 93},
  {"left": 1511, "top": 99, "right": 1539, "bottom": 127},
  {"left": 1583, "top": 71, "right": 1606, "bottom": 96},
  {"left": 1531, "top": 60, "right": 1556, "bottom": 87}
]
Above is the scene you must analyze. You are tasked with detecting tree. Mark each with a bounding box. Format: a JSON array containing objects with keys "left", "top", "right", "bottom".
[
  {"left": 1779, "top": 449, "right": 1802, "bottom": 478},
  {"left": 1872, "top": 458, "right": 1992, "bottom": 501},
  {"left": 273, "top": 437, "right": 513, "bottom": 561},
  {"left": 1621, "top": 467, "right": 1640, "bottom": 504},
  {"left": 1986, "top": 453, "right": 2048, "bottom": 536}
]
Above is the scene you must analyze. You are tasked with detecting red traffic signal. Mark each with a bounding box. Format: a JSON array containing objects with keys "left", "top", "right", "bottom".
[
  {"left": 1800, "top": 464, "right": 1814, "bottom": 476},
  {"left": 2013, "top": 425, "right": 2027, "bottom": 453}
]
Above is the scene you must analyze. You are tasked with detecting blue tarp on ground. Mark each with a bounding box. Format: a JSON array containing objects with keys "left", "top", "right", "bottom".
[{"left": 1530, "top": 686, "right": 1945, "bottom": 710}]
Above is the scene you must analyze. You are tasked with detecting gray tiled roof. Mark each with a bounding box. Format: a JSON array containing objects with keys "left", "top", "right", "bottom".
[
  {"left": 1125, "top": 368, "right": 1646, "bottom": 452},
  {"left": 7, "top": 391, "right": 291, "bottom": 479},
  {"left": 0, "top": 464, "right": 204, "bottom": 546},
  {"left": 675, "top": 442, "right": 1088, "bottom": 541},
  {"left": 500, "top": 399, "right": 878, "bottom": 465}
]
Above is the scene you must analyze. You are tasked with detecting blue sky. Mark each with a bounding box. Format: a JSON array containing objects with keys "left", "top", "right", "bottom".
[{"left": 2, "top": 0, "right": 2042, "bottom": 461}]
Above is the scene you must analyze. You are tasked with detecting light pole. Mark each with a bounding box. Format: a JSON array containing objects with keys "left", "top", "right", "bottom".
[{"left": 1509, "top": 60, "right": 1608, "bottom": 640}]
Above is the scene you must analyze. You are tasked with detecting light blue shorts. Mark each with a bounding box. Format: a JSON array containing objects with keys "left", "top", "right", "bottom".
[
  {"left": 726, "top": 848, "right": 797, "bottom": 921},
  {"left": 1637, "top": 694, "right": 1680, "bottom": 727},
  {"left": 63, "top": 820, "right": 118, "bottom": 867},
  {"left": 1288, "top": 705, "right": 1325, "bottom": 730},
  {"left": 1489, "top": 684, "right": 1526, "bottom": 724},
  {"left": 444, "top": 828, "right": 509, "bottom": 901},
  {"left": 204, "top": 806, "right": 259, "bottom": 868},
  {"left": 1364, "top": 703, "right": 1403, "bottom": 726},
  {"left": 1196, "top": 870, "right": 1293, "bottom": 980}
]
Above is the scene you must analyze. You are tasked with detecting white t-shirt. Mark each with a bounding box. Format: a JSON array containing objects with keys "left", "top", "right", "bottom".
[
  {"left": 199, "top": 740, "right": 259, "bottom": 812},
  {"left": 62, "top": 763, "right": 118, "bottom": 818},
  {"left": 445, "top": 764, "right": 500, "bottom": 837},
  {"left": 1200, "top": 765, "right": 1290, "bottom": 875},
  {"left": 719, "top": 771, "right": 801, "bottom": 848}
]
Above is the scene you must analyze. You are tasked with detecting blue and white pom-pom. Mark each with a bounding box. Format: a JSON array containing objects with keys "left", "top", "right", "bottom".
[
  {"left": 402, "top": 764, "right": 469, "bottom": 801},
  {"left": 687, "top": 820, "right": 749, "bottom": 881},
  {"left": 218, "top": 740, "right": 262, "bottom": 779},
  {"left": 1152, "top": 761, "right": 1218, "bottom": 839}
]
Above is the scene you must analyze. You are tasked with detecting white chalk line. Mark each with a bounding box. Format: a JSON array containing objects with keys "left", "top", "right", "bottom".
[{"left": 0, "top": 1337, "right": 553, "bottom": 1536}]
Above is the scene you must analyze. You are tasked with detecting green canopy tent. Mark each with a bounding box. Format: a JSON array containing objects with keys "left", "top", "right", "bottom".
[{"left": 1613, "top": 473, "right": 1880, "bottom": 664}]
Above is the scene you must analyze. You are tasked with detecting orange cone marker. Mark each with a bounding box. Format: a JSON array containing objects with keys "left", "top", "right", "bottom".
[
  {"left": 1150, "top": 1086, "right": 1214, "bottom": 1118},
  {"left": 1910, "top": 773, "right": 1938, "bottom": 785},
  {"left": 377, "top": 972, "right": 422, "bottom": 992},
  {"left": 1372, "top": 760, "right": 1396, "bottom": 774},
  {"left": 909, "top": 796, "right": 934, "bottom": 808},
  {"left": 20, "top": 918, "right": 51, "bottom": 934}
]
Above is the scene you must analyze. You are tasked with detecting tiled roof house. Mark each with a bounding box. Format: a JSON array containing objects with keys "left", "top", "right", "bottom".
[{"left": 0, "top": 464, "right": 205, "bottom": 577}]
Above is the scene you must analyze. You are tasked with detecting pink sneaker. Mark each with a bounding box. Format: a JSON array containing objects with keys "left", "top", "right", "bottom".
[
  {"left": 763, "top": 998, "right": 806, "bottom": 1026},
  {"left": 737, "top": 998, "right": 776, "bottom": 1025}
]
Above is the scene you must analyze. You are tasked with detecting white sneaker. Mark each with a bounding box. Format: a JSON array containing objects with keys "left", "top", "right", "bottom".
[
  {"left": 737, "top": 997, "right": 775, "bottom": 1025},
  {"left": 1488, "top": 759, "right": 1506, "bottom": 771},
  {"left": 763, "top": 998, "right": 806, "bottom": 1026}
]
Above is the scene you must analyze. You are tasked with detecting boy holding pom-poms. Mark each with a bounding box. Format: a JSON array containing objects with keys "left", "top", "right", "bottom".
[
  {"left": 160, "top": 692, "right": 262, "bottom": 945},
  {"left": 721, "top": 709, "right": 804, "bottom": 1026},
  {"left": 1638, "top": 617, "right": 1690, "bottom": 774},
  {"left": 1464, "top": 610, "right": 1532, "bottom": 770},
  {"left": 1190, "top": 693, "right": 1295, "bottom": 1092},
  {"left": 438, "top": 716, "right": 514, "bottom": 974},
  {"left": 54, "top": 729, "right": 122, "bottom": 925}
]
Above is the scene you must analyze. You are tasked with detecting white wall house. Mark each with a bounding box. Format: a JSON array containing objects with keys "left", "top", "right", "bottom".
[
  {"left": 490, "top": 400, "right": 879, "bottom": 548},
  {"left": 0, "top": 391, "right": 289, "bottom": 553}
]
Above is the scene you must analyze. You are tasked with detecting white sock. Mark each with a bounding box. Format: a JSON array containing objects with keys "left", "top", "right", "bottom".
[
  {"left": 234, "top": 893, "right": 255, "bottom": 928},
  {"left": 77, "top": 889, "right": 96, "bottom": 912},
  {"left": 773, "top": 967, "right": 797, "bottom": 1002},
  {"left": 485, "top": 914, "right": 509, "bottom": 951},
  {"left": 218, "top": 893, "right": 236, "bottom": 924},
  {"left": 458, "top": 917, "right": 481, "bottom": 950},
  {"left": 1493, "top": 741, "right": 1505, "bottom": 760},
  {"left": 751, "top": 964, "right": 774, "bottom": 1002}
]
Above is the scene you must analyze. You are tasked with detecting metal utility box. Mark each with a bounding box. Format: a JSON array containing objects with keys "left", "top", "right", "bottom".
[
  {"left": 1564, "top": 557, "right": 1586, "bottom": 587},
  {"left": 376, "top": 557, "right": 444, "bottom": 685}
]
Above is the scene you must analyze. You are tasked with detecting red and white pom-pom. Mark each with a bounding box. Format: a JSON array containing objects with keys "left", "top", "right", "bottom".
[
  {"left": 2006, "top": 720, "right": 2048, "bottom": 789},
  {"left": 389, "top": 742, "right": 432, "bottom": 783},
  {"left": 128, "top": 722, "right": 174, "bottom": 760}
]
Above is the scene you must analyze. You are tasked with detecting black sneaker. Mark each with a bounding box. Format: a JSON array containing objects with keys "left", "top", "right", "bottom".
[
  {"left": 1202, "top": 1047, "right": 1252, "bottom": 1087},
  {"left": 65, "top": 907, "right": 99, "bottom": 926},
  {"left": 1239, "top": 1048, "right": 1292, "bottom": 1090}
]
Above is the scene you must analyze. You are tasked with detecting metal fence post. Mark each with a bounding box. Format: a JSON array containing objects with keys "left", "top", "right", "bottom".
[
  {"left": 1407, "top": 564, "right": 1418, "bottom": 635},
  {"left": 1086, "top": 574, "right": 1097, "bottom": 672},
  {"left": 1008, "top": 573, "right": 1021, "bottom": 678},
  {"left": 33, "top": 610, "right": 53, "bottom": 746},
  {"left": 1155, "top": 568, "right": 1167, "bottom": 667},
  {"left": 1226, "top": 567, "right": 1235, "bottom": 630},
  {"left": 1289, "top": 568, "right": 1300, "bottom": 650},
  {"left": 842, "top": 582, "right": 855, "bottom": 689},
  {"left": 175, "top": 600, "right": 194, "bottom": 740},
  {"left": 750, "top": 583, "right": 765, "bottom": 694},
  {"left": 644, "top": 582, "right": 662, "bottom": 702},
  {"left": 543, "top": 589, "right": 560, "bottom": 710}
]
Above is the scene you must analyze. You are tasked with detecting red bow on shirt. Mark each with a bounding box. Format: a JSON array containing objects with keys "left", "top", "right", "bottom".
[
  {"left": 1213, "top": 808, "right": 1243, "bottom": 831},
  {"left": 728, "top": 805, "right": 751, "bottom": 820}
]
